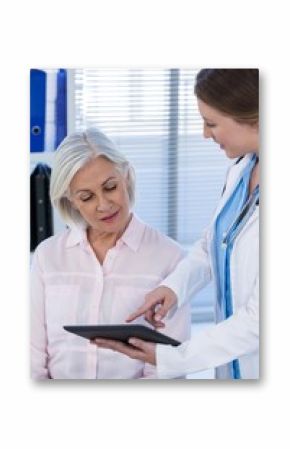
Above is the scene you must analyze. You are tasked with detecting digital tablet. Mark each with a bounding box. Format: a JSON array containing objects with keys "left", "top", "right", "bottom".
[{"left": 63, "top": 324, "right": 181, "bottom": 346}]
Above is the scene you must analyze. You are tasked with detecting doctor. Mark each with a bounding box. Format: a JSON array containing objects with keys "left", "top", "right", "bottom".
[{"left": 92, "top": 69, "right": 259, "bottom": 379}]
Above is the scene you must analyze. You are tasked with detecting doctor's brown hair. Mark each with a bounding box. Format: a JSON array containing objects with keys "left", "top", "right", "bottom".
[{"left": 194, "top": 69, "right": 259, "bottom": 125}]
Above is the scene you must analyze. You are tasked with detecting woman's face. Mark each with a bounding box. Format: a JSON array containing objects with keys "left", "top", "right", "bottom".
[
  {"left": 69, "top": 156, "right": 131, "bottom": 234},
  {"left": 197, "top": 99, "right": 259, "bottom": 159}
]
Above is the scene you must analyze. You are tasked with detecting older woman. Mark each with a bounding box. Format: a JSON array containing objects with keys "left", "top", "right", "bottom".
[{"left": 30, "top": 127, "right": 191, "bottom": 379}]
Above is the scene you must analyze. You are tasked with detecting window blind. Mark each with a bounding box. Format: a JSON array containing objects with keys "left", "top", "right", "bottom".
[
  {"left": 71, "top": 68, "right": 229, "bottom": 245},
  {"left": 70, "top": 68, "right": 230, "bottom": 318}
]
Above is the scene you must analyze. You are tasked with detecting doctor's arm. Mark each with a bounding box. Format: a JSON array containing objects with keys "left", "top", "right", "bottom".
[
  {"left": 95, "top": 275, "right": 259, "bottom": 378},
  {"left": 142, "top": 297, "right": 192, "bottom": 378},
  {"left": 156, "top": 275, "right": 259, "bottom": 379},
  {"left": 141, "top": 244, "right": 192, "bottom": 378},
  {"left": 127, "top": 227, "right": 213, "bottom": 326}
]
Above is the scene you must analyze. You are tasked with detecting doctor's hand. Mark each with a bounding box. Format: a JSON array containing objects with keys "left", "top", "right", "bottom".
[
  {"left": 91, "top": 338, "right": 157, "bottom": 365},
  {"left": 126, "top": 286, "right": 178, "bottom": 328}
]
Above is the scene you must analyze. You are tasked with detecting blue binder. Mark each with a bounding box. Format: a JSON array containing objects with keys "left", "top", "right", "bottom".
[
  {"left": 30, "top": 69, "right": 46, "bottom": 152},
  {"left": 55, "top": 69, "right": 67, "bottom": 148}
]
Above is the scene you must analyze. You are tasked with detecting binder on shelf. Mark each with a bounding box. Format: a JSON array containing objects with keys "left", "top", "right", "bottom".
[
  {"left": 30, "top": 163, "right": 53, "bottom": 251},
  {"left": 30, "top": 69, "right": 46, "bottom": 152},
  {"left": 55, "top": 69, "right": 67, "bottom": 148}
]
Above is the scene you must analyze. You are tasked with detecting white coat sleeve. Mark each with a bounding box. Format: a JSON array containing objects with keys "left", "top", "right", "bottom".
[
  {"left": 30, "top": 248, "right": 49, "bottom": 379},
  {"left": 142, "top": 300, "right": 192, "bottom": 379},
  {"left": 161, "top": 227, "right": 213, "bottom": 307},
  {"left": 156, "top": 275, "right": 259, "bottom": 379},
  {"left": 142, "top": 246, "right": 192, "bottom": 379}
]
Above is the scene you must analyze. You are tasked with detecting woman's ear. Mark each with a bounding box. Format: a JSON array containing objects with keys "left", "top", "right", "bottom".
[
  {"left": 67, "top": 194, "right": 78, "bottom": 211},
  {"left": 70, "top": 200, "right": 79, "bottom": 211}
]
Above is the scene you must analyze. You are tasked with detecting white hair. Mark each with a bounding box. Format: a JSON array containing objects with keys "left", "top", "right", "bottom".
[{"left": 50, "top": 127, "right": 136, "bottom": 227}]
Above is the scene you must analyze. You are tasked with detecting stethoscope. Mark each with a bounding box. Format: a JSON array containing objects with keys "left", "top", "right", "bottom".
[
  {"left": 222, "top": 183, "right": 259, "bottom": 249},
  {"left": 221, "top": 152, "right": 259, "bottom": 249}
]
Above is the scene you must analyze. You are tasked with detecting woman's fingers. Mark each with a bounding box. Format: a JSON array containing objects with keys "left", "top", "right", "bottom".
[
  {"left": 126, "top": 293, "right": 161, "bottom": 322},
  {"left": 145, "top": 306, "right": 165, "bottom": 328},
  {"left": 91, "top": 338, "right": 140, "bottom": 357},
  {"left": 126, "top": 302, "right": 153, "bottom": 323},
  {"left": 91, "top": 338, "right": 157, "bottom": 365}
]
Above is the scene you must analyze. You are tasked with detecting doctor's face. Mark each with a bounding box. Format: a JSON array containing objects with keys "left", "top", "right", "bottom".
[
  {"left": 69, "top": 156, "right": 131, "bottom": 235},
  {"left": 197, "top": 99, "right": 259, "bottom": 159}
]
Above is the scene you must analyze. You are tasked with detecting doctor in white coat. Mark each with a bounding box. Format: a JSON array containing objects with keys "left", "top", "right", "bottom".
[{"left": 92, "top": 69, "right": 260, "bottom": 380}]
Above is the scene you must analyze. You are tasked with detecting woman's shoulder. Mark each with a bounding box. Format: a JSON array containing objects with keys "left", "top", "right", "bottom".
[
  {"left": 137, "top": 222, "right": 186, "bottom": 272},
  {"left": 33, "top": 228, "right": 71, "bottom": 255},
  {"left": 141, "top": 220, "right": 184, "bottom": 254}
]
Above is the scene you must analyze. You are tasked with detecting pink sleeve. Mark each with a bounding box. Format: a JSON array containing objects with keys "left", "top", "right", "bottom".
[{"left": 30, "top": 248, "right": 49, "bottom": 379}]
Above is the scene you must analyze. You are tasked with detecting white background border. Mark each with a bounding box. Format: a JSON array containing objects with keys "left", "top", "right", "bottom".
[{"left": 1, "top": 1, "right": 288, "bottom": 448}]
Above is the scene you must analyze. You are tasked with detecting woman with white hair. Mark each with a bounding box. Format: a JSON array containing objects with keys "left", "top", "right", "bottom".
[{"left": 30, "top": 127, "right": 191, "bottom": 379}]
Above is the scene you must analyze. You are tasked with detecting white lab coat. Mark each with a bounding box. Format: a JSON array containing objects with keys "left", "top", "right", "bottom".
[{"left": 156, "top": 153, "right": 259, "bottom": 379}]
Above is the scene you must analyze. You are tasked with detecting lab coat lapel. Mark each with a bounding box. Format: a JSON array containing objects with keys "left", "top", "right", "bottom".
[{"left": 213, "top": 155, "right": 253, "bottom": 220}]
